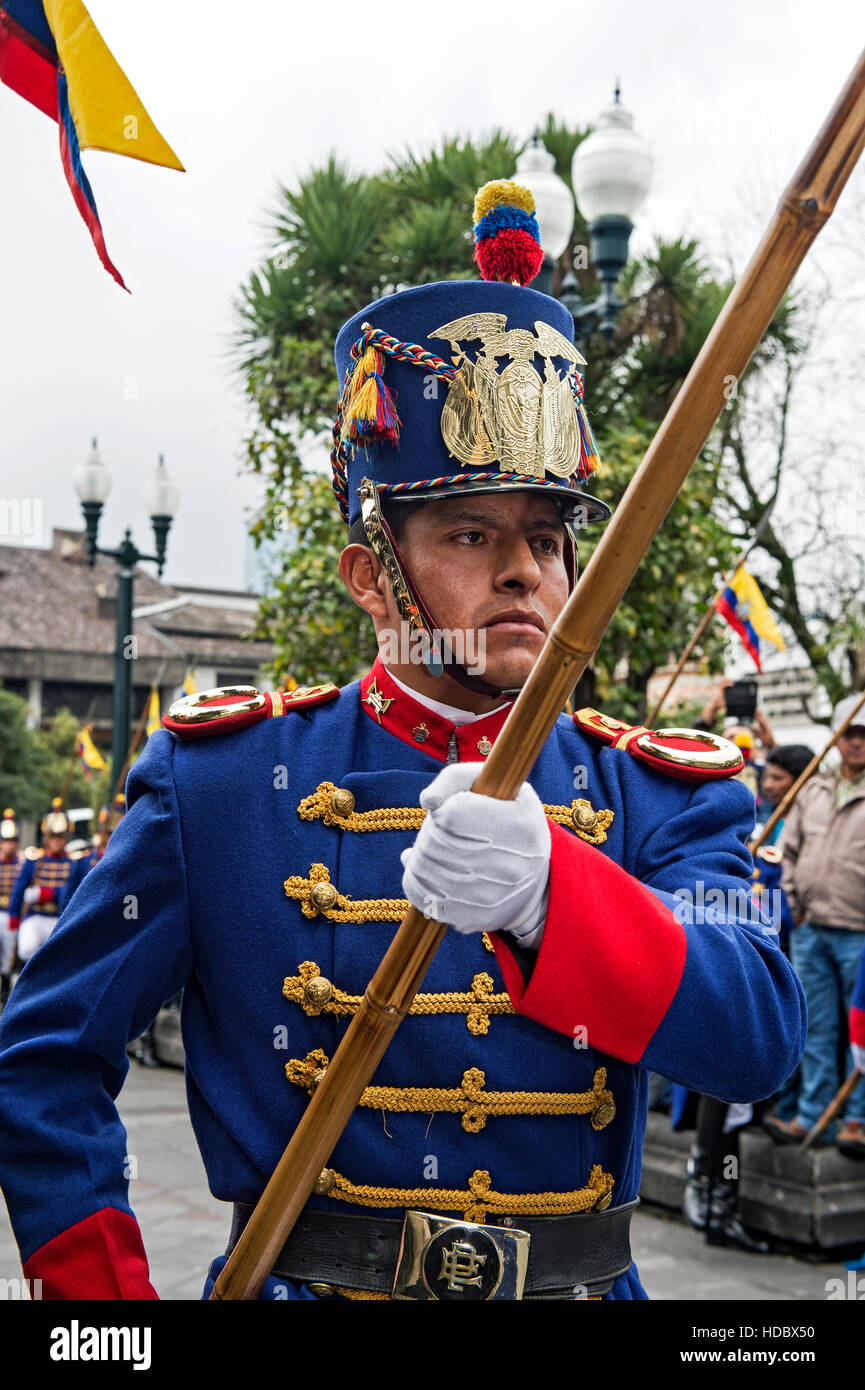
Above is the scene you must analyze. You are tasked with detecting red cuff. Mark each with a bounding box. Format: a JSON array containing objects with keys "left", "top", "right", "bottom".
[
  {"left": 39, "top": 885, "right": 55, "bottom": 904},
  {"left": 492, "top": 821, "right": 686, "bottom": 1064},
  {"left": 9, "top": 917, "right": 19, "bottom": 932},
  {"left": 851, "top": 1006, "right": 865, "bottom": 1049},
  {"left": 23, "top": 1209, "right": 158, "bottom": 1300}
]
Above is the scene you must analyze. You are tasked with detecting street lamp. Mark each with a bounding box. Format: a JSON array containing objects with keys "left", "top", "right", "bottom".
[
  {"left": 569, "top": 84, "right": 652, "bottom": 341},
  {"left": 74, "top": 440, "right": 180, "bottom": 783},
  {"left": 514, "top": 133, "right": 575, "bottom": 298},
  {"left": 515, "top": 87, "right": 651, "bottom": 346}
]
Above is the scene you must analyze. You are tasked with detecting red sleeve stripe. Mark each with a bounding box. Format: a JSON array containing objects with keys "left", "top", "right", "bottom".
[
  {"left": 23, "top": 1208, "right": 158, "bottom": 1300},
  {"left": 492, "top": 821, "right": 687, "bottom": 1063},
  {"left": 851, "top": 1006, "right": 865, "bottom": 1049}
]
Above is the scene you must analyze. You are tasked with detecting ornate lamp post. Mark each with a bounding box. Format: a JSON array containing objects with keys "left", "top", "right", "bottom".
[
  {"left": 74, "top": 440, "right": 180, "bottom": 782},
  {"left": 515, "top": 87, "right": 652, "bottom": 345},
  {"left": 568, "top": 85, "right": 653, "bottom": 341}
]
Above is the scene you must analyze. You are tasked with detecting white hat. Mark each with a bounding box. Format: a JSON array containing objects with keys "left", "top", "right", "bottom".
[{"left": 832, "top": 694, "right": 865, "bottom": 732}]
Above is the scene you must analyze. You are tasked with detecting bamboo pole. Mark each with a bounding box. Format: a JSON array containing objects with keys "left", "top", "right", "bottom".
[
  {"left": 750, "top": 687, "right": 865, "bottom": 852},
  {"left": 212, "top": 51, "right": 865, "bottom": 1301}
]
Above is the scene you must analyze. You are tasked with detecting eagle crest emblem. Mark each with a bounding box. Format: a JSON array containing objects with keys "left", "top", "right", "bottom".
[{"left": 429, "top": 314, "right": 587, "bottom": 479}]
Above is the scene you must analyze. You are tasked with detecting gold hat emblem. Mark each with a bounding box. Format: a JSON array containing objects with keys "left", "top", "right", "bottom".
[{"left": 429, "top": 313, "right": 587, "bottom": 480}]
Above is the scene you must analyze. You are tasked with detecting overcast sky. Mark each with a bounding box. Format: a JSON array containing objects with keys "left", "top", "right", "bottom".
[{"left": 1, "top": 0, "right": 863, "bottom": 592}]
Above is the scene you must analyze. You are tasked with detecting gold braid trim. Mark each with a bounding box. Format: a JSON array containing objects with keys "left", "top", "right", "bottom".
[
  {"left": 298, "top": 782, "right": 423, "bottom": 833},
  {"left": 297, "top": 783, "right": 614, "bottom": 847},
  {"left": 325, "top": 1165, "right": 614, "bottom": 1224},
  {"left": 284, "top": 863, "right": 405, "bottom": 923},
  {"left": 287, "top": 1054, "right": 616, "bottom": 1134},
  {"left": 283, "top": 962, "right": 514, "bottom": 1034}
]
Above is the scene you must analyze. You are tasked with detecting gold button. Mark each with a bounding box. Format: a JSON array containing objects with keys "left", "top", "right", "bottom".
[
  {"left": 314, "top": 1168, "right": 335, "bottom": 1195},
  {"left": 311, "top": 1068, "right": 327, "bottom": 1089},
  {"left": 330, "top": 787, "right": 355, "bottom": 818},
  {"left": 595, "top": 1191, "right": 612, "bottom": 1211},
  {"left": 305, "top": 976, "right": 333, "bottom": 1006},
  {"left": 573, "top": 802, "right": 597, "bottom": 830},
  {"left": 593, "top": 1101, "right": 616, "bottom": 1129},
  {"left": 307, "top": 1282, "right": 336, "bottom": 1298},
  {"left": 310, "top": 881, "right": 338, "bottom": 911}
]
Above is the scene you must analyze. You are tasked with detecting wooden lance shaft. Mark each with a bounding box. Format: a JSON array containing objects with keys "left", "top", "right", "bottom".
[
  {"left": 212, "top": 49, "right": 865, "bottom": 1301},
  {"left": 751, "top": 687, "right": 865, "bottom": 852}
]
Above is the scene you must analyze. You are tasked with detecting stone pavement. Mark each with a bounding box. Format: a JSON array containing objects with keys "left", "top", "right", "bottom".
[{"left": 0, "top": 1062, "right": 857, "bottom": 1300}]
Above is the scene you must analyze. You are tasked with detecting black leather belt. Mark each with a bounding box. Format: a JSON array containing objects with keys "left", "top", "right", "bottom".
[{"left": 228, "top": 1199, "right": 637, "bottom": 1300}]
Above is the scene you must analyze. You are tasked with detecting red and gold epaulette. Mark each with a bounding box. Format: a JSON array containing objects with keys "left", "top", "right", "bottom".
[
  {"left": 162, "top": 683, "right": 340, "bottom": 740},
  {"left": 573, "top": 708, "right": 744, "bottom": 782}
]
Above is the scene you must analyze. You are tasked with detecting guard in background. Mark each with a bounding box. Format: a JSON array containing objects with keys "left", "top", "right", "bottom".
[
  {"left": 8, "top": 799, "right": 72, "bottom": 964},
  {"left": 0, "top": 810, "right": 23, "bottom": 1011}
]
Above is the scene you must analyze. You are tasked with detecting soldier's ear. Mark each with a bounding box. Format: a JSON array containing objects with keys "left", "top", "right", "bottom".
[{"left": 338, "top": 543, "right": 391, "bottom": 623}]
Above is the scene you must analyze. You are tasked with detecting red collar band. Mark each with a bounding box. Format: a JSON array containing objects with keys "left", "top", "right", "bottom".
[{"left": 359, "top": 659, "right": 512, "bottom": 764}]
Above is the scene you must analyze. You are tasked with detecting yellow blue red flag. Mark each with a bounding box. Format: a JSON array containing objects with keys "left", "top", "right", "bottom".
[
  {"left": 182, "top": 671, "right": 197, "bottom": 697},
  {"left": 0, "top": 0, "right": 183, "bottom": 288},
  {"left": 145, "top": 686, "right": 161, "bottom": 738},
  {"left": 716, "top": 566, "right": 786, "bottom": 672},
  {"left": 75, "top": 723, "right": 106, "bottom": 778}
]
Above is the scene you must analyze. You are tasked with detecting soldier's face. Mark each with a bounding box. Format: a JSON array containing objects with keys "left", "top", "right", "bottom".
[
  {"left": 45, "top": 835, "right": 66, "bottom": 855},
  {"left": 395, "top": 491, "right": 570, "bottom": 693}
]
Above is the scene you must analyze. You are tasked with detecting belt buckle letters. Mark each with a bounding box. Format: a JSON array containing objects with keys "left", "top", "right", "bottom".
[{"left": 392, "top": 1210, "right": 530, "bottom": 1301}]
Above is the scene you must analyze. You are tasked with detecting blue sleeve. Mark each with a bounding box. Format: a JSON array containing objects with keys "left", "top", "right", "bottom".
[
  {"left": 0, "top": 731, "right": 193, "bottom": 1272},
  {"left": 637, "top": 777, "right": 807, "bottom": 1102},
  {"left": 8, "top": 858, "right": 34, "bottom": 919}
]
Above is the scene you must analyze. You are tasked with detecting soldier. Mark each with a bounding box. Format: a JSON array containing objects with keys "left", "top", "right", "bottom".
[
  {"left": 0, "top": 182, "right": 805, "bottom": 1301},
  {"left": 58, "top": 797, "right": 123, "bottom": 915},
  {"left": 7, "top": 799, "right": 73, "bottom": 965},
  {"left": 0, "top": 810, "right": 23, "bottom": 1011}
]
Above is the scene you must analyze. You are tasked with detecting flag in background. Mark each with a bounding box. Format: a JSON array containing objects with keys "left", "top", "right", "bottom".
[
  {"left": 716, "top": 566, "right": 786, "bottom": 672},
  {"left": 145, "top": 686, "right": 161, "bottom": 738},
  {"left": 182, "top": 671, "right": 197, "bottom": 696},
  {"left": 75, "top": 723, "right": 106, "bottom": 778},
  {"left": 0, "top": 0, "right": 183, "bottom": 288}
]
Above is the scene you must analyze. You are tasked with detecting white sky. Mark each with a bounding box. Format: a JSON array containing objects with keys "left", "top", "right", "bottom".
[{"left": 0, "top": 0, "right": 863, "bottom": 590}]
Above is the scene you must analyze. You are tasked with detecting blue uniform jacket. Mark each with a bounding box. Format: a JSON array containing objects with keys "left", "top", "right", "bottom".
[{"left": 0, "top": 661, "right": 806, "bottom": 1300}]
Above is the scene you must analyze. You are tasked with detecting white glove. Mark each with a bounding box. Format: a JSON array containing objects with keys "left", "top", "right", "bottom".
[
  {"left": 401, "top": 762, "right": 551, "bottom": 950},
  {"left": 853, "top": 1043, "right": 865, "bottom": 1074},
  {"left": 23, "top": 885, "right": 41, "bottom": 905}
]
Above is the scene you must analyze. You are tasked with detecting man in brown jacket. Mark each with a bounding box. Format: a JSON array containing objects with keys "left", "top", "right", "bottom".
[{"left": 768, "top": 695, "right": 865, "bottom": 1155}]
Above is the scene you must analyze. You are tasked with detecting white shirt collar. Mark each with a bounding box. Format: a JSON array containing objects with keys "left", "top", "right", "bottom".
[{"left": 385, "top": 668, "right": 512, "bottom": 728}]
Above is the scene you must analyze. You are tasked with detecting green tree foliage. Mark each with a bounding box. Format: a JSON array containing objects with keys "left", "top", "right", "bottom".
[
  {"left": 0, "top": 689, "right": 103, "bottom": 825},
  {"left": 233, "top": 128, "right": 797, "bottom": 715}
]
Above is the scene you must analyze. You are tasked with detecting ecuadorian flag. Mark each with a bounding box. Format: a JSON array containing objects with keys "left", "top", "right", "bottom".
[
  {"left": 0, "top": 1, "right": 183, "bottom": 288},
  {"left": 716, "top": 566, "right": 786, "bottom": 672},
  {"left": 75, "top": 723, "right": 106, "bottom": 778}
]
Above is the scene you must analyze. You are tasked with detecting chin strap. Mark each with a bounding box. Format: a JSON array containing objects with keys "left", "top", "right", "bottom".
[{"left": 358, "top": 478, "right": 577, "bottom": 702}]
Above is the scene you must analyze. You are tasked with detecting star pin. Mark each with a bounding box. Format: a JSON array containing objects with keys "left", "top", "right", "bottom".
[{"left": 364, "top": 677, "right": 394, "bottom": 724}]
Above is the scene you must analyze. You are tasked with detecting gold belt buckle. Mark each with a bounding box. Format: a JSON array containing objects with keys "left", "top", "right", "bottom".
[{"left": 392, "top": 1211, "right": 530, "bottom": 1301}]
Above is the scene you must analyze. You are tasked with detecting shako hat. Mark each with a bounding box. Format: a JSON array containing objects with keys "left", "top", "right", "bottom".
[
  {"left": 41, "top": 797, "right": 71, "bottom": 838},
  {"left": 331, "top": 179, "right": 610, "bottom": 698},
  {"left": 0, "top": 808, "right": 19, "bottom": 841}
]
